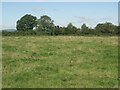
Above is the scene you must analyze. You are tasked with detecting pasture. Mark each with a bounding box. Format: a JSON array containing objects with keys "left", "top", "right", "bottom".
[{"left": 2, "top": 36, "right": 118, "bottom": 88}]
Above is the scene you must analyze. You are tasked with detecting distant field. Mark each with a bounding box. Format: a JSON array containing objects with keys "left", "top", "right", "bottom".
[{"left": 2, "top": 36, "right": 118, "bottom": 88}]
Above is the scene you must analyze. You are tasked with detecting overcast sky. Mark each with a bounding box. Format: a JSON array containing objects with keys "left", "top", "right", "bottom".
[{"left": 1, "top": 2, "right": 118, "bottom": 30}]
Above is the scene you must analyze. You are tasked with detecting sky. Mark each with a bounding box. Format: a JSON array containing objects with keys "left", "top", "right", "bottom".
[{"left": 1, "top": 2, "right": 118, "bottom": 30}]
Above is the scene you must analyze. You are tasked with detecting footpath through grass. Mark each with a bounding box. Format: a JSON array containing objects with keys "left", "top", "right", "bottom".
[{"left": 2, "top": 36, "right": 118, "bottom": 88}]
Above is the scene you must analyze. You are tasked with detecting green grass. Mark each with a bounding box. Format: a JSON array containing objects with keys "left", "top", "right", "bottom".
[{"left": 2, "top": 36, "right": 118, "bottom": 88}]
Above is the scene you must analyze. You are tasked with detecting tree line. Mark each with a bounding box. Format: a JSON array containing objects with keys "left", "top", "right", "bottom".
[{"left": 2, "top": 14, "right": 120, "bottom": 36}]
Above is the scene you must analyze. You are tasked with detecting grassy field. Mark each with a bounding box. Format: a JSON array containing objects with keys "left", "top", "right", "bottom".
[{"left": 2, "top": 36, "right": 118, "bottom": 88}]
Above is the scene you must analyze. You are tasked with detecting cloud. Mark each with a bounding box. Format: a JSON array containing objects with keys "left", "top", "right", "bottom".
[
  {"left": 32, "top": 7, "right": 45, "bottom": 12},
  {"left": 74, "top": 16, "right": 94, "bottom": 23},
  {"left": 74, "top": 16, "right": 94, "bottom": 24},
  {"left": 53, "top": 9, "right": 59, "bottom": 12},
  {"left": 73, "top": 16, "right": 104, "bottom": 28},
  {"left": 74, "top": 16, "right": 115, "bottom": 26},
  {"left": 75, "top": 16, "right": 112, "bottom": 22},
  {"left": 75, "top": 16, "right": 89, "bottom": 20},
  {"left": 98, "top": 17, "right": 112, "bottom": 21}
]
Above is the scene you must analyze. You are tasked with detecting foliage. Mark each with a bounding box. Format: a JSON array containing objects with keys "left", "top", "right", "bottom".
[
  {"left": 64, "top": 23, "right": 77, "bottom": 35},
  {"left": 16, "top": 14, "right": 37, "bottom": 31},
  {"left": 81, "top": 24, "right": 90, "bottom": 34},
  {"left": 36, "top": 15, "right": 55, "bottom": 35},
  {"left": 2, "top": 14, "right": 119, "bottom": 36},
  {"left": 95, "top": 22, "right": 118, "bottom": 35}
]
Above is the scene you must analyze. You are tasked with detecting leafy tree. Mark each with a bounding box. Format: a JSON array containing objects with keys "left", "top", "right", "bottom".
[
  {"left": 81, "top": 24, "right": 89, "bottom": 34},
  {"left": 54, "top": 25, "right": 61, "bottom": 35},
  {"left": 36, "top": 15, "right": 55, "bottom": 35},
  {"left": 95, "top": 22, "right": 118, "bottom": 35},
  {"left": 14, "top": 14, "right": 119, "bottom": 36},
  {"left": 16, "top": 14, "right": 37, "bottom": 31},
  {"left": 65, "top": 23, "right": 77, "bottom": 35},
  {"left": 59, "top": 26, "right": 66, "bottom": 35}
]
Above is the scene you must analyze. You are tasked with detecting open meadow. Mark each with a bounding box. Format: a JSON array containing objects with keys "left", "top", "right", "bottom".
[{"left": 2, "top": 36, "right": 118, "bottom": 88}]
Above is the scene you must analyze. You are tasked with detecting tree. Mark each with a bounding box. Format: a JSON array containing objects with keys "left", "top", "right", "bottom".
[
  {"left": 81, "top": 24, "right": 89, "bottom": 34},
  {"left": 54, "top": 25, "right": 61, "bottom": 35},
  {"left": 95, "top": 22, "right": 117, "bottom": 35},
  {"left": 36, "top": 15, "right": 55, "bottom": 35},
  {"left": 16, "top": 14, "right": 37, "bottom": 31},
  {"left": 65, "top": 23, "right": 77, "bottom": 35}
]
